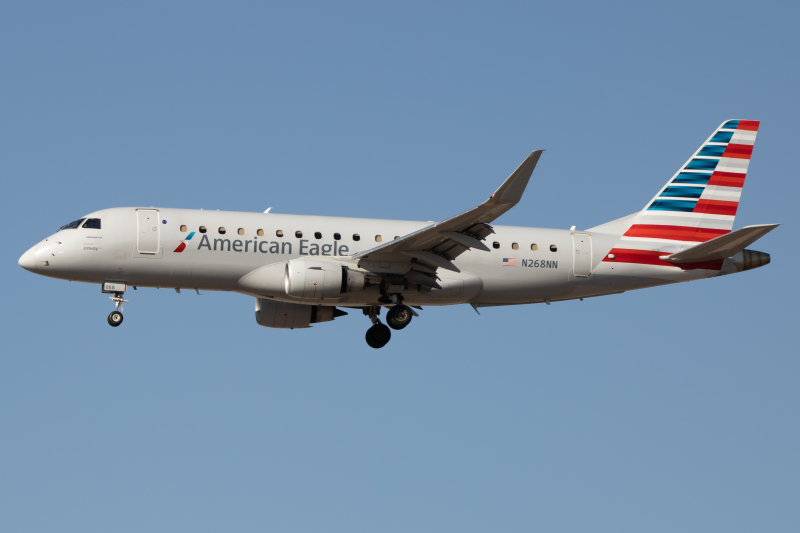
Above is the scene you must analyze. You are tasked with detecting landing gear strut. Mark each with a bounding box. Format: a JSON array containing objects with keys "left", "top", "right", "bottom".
[
  {"left": 364, "top": 306, "right": 391, "bottom": 349},
  {"left": 107, "top": 291, "right": 128, "bottom": 328}
]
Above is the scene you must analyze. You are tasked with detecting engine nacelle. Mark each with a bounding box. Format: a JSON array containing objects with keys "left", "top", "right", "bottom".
[
  {"left": 284, "top": 258, "right": 365, "bottom": 300},
  {"left": 255, "top": 298, "right": 347, "bottom": 329}
]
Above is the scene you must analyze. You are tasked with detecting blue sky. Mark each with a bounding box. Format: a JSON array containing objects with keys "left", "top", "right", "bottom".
[{"left": 1, "top": 2, "right": 798, "bottom": 531}]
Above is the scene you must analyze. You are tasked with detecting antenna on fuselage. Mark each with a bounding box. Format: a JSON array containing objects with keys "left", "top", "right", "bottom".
[{"left": 264, "top": 207, "right": 272, "bottom": 213}]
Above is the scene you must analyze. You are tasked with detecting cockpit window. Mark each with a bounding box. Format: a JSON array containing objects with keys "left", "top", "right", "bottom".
[
  {"left": 82, "top": 218, "right": 101, "bottom": 229},
  {"left": 59, "top": 219, "right": 85, "bottom": 230}
]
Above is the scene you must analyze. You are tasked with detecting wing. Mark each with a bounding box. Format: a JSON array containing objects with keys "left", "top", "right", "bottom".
[{"left": 351, "top": 150, "right": 543, "bottom": 286}]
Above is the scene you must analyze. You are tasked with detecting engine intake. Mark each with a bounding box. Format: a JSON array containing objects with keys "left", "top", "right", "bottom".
[{"left": 255, "top": 298, "right": 347, "bottom": 329}]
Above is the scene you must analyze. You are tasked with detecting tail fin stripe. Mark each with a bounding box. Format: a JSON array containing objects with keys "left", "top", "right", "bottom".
[
  {"left": 731, "top": 130, "right": 757, "bottom": 144},
  {"left": 660, "top": 186, "right": 704, "bottom": 198},
  {"left": 722, "top": 144, "right": 754, "bottom": 158},
  {"left": 715, "top": 158, "right": 749, "bottom": 172},
  {"left": 624, "top": 224, "right": 729, "bottom": 242},
  {"left": 693, "top": 200, "right": 738, "bottom": 216},
  {"left": 710, "top": 131, "right": 734, "bottom": 143},
  {"left": 648, "top": 200, "right": 697, "bottom": 211},
  {"left": 699, "top": 186, "right": 741, "bottom": 201},
  {"left": 707, "top": 172, "right": 745, "bottom": 187},
  {"left": 737, "top": 120, "right": 759, "bottom": 131},
  {"left": 699, "top": 145, "right": 727, "bottom": 157},
  {"left": 686, "top": 159, "right": 719, "bottom": 171},
  {"left": 673, "top": 172, "right": 712, "bottom": 184}
]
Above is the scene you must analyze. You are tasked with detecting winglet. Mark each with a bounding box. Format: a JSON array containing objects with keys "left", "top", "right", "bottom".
[{"left": 486, "top": 150, "right": 544, "bottom": 205}]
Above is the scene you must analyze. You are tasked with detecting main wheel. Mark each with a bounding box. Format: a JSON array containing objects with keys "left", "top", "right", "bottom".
[
  {"left": 365, "top": 323, "right": 391, "bottom": 348},
  {"left": 386, "top": 305, "right": 412, "bottom": 330},
  {"left": 108, "top": 311, "right": 124, "bottom": 327}
]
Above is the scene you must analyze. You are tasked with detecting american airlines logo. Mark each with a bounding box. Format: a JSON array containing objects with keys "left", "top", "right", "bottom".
[
  {"left": 173, "top": 231, "right": 195, "bottom": 252},
  {"left": 176, "top": 234, "right": 351, "bottom": 257}
]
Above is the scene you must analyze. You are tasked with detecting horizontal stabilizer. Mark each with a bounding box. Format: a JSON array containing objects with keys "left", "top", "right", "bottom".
[{"left": 661, "top": 224, "right": 779, "bottom": 263}]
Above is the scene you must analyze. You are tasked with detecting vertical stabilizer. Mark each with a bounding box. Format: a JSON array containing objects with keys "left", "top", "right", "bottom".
[{"left": 618, "top": 120, "right": 759, "bottom": 252}]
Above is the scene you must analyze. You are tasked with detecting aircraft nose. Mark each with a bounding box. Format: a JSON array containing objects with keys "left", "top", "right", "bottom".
[{"left": 19, "top": 247, "right": 36, "bottom": 271}]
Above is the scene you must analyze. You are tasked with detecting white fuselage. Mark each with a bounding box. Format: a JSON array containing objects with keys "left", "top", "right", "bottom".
[{"left": 21, "top": 207, "right": 717, "bottom": 308}]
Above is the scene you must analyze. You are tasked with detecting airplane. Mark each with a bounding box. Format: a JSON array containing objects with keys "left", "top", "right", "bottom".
[{"left": 18, "top": 120, "right": 777, "bottom": 348}]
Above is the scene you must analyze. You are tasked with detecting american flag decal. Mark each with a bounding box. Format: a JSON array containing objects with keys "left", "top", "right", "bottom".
[{"left": 502, "top": 258, "right": 517, "bottom": 266}]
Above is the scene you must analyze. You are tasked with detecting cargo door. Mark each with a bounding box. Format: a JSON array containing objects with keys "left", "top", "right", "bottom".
[
  {"left": 137, "top": 209, "right": 160, "bottom": 254},
  {"left": 572, "top": 233, "right": 592, "bottom": 278}
]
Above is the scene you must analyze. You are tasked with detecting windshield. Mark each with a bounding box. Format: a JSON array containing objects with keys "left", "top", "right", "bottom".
[{"left": 59, "top": 218, "right": 85, "bottom": 230}]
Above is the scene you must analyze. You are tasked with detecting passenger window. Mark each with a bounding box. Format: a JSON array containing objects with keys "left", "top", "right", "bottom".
[
  {"left": 238, "top": 228, "right": 245, "bottom": 235},
  {"left": 375, "top": 235, "right": 382, "bottom": 242},
  {"left": 276, "top": 230, "right": 283, "bottom": 237},
  {"left": 550, "top": 245, "right": 557, "bottom": 252},
  {"left": 82, "top": 218, "right": 101, "bottom": 229},
  {"left": 353, "top": 234, "right": 361, "bottom": 241},
  {"left": 334, "top": 233, "right": 341, "bottom": 240},
  {"left": 180, "top": 225, "right": 188, "bottom": 232},
  {"left": 257, "top": 229, "right": 264, "bottom": 237},
  {"left": 218, "top": 227, "right": 227, "bottom": 234},
  {"left": 512, "top": 242, "right": 519, "bottom": 250},
  {"left": 493, "top": 242, "right": 500, "bottom": 249},
  {"left": 531, "top": 244, "right": 538, "bottom": 251},
  {"left": 295, "top": 231, "right": 303, "bottom": 238},
  {"left": 314, "top": 232, "right": 322, "bottom": 239},
  {"left": 199, "top": 226, "right": 207, "bottom": 233}
]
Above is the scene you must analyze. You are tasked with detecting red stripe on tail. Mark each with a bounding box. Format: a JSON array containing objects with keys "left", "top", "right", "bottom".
[
  {"left": 707, "top": 171, "right": 745, "bottom": 187},
  {"left": 737, "top": 120, "right": 760, "bottom": 131},
  {"left": 603, "top": 248, "right": 723, "bottom": 271},
  {"left": 624, "top": 224, "right": 729, "bottom": 242},
  {"left": 722, "top": 143, "right": 753, "bottom": 159},
  {"left": 693, "top": 199, "right": 739, "bottom": 216}
]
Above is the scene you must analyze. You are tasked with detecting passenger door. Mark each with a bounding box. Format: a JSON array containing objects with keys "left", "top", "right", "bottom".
[
  {"left": 136, "top": 209, "right": 160, "bottom": 254},
  {"left": 572, "top": 233, "right": 592, "bottom": 278}
]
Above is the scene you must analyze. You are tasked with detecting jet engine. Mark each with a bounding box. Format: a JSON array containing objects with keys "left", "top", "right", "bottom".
[
  {"left": 255, "top": 298, "right": 347, "bottom": 329},
  {"left": 284, "top": 258, "right": 365, "bottom": 300}
]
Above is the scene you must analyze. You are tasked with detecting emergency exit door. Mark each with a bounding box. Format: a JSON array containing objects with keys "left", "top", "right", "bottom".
[
  {"left": 572, "top": 233, "right": 592, "bottom": 278},
  {"left": 137, "top": 209, "right": 160, "bottom": 254}
]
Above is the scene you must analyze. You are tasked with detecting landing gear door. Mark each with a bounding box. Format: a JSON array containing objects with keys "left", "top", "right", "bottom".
[
  {"left": 571, "top": 233, "right": 592, "bottom": 278},
  {"left": 136, "top": 209, "right": 160, "bottom": 254}
]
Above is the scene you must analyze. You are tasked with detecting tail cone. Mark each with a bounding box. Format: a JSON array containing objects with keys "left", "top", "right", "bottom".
[{"left": 739, "top": 249, "right": 770, "bottom": 271}]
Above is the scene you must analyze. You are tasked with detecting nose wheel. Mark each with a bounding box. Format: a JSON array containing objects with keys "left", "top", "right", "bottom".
[{"left": 108, "top": 311, "right": 124, "bottom": 327}]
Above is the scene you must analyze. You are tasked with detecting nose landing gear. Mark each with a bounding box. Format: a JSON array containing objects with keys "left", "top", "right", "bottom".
[{"left": 107, "top": 291, "right": 128, "bottom": 328}]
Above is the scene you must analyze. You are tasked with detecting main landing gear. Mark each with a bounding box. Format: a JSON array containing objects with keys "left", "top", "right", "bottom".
[
  {"left": 107, "top": 291, "right": 128, "bottom": 328},
  {"left": 363, "top": 304, "right": 415, "bottom": 348}
]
